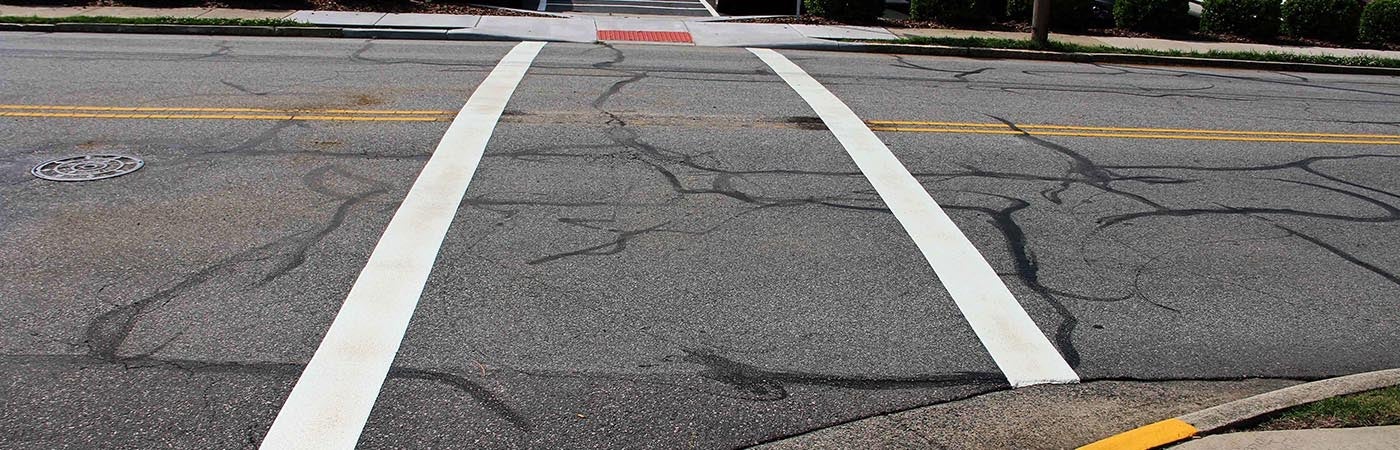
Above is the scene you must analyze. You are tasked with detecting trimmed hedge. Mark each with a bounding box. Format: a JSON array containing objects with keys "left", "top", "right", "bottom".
[
  {"left": 805, "top": 0, "right": 885, "bottom": 20},
  {"left": 1114, "top": 0, "right": 1189, "bottom": 31},
  {"left": 1200, "top": 0, "right": 1280, "bottom": 38},
  {"left": 1360, "top": 0, "right": 1400, "bottom": 43},
  {"left": 1281, "top": 0, "right": 1364, "bottom": 41},
  {"left": 1007, "top": 0, "right": 1093, "bottom": 29},
  {"left": 910, "top": 0, "right": 1003, "bottom": 22}
]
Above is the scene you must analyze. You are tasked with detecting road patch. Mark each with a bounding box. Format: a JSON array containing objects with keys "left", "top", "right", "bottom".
[
  {"left": 259, "top": 41, "right": 546, "bottom": 449},
  {"left": 1080, "top": 368, "right": 1400, "bottom": 450},
  {"left": 749, "top": 47, "right": 1079, "bottom": 388}
]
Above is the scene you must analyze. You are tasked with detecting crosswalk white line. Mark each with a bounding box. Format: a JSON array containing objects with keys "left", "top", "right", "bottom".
[
  {"left": 569, "top": 3, "right": 710, "bottom": 9},
  {"left": 259, "top": 41, "right": 547, "bottom": 450},
  {"left": 698, "top": 0, "right": 720, "bottom": 16},
  {"left": 575, "top": 0, "right": 707, "bottom": 4},
  {"left": 749, "top": 48, "right": 1079, "bottom": 388}
]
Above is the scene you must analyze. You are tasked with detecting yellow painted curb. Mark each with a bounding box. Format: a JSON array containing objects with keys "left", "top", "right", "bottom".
[{"left": 1078, "top": 418, "right": 1198, "bottom": 450}]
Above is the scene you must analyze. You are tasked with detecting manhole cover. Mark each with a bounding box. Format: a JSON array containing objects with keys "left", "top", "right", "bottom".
[{"left": 32, "top": 154, "right": 144, "bottom": 182}]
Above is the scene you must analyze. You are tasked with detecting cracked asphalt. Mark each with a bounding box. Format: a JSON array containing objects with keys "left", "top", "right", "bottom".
[{"left": 1, "top": 32, "right": 1398, "bottom": 449}]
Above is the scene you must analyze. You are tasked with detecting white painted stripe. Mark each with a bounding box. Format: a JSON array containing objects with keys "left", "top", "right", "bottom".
[
  {"left": 748, "top": 48, "right": 1079, "bottom": 388},
  {"left": 259, "top": 41, "right": 547, "bottom": 450},
  {"left": 698, "top": 0, "right": 721, "bottom": 16},
  {"left": 572, "top": 3, "right": 709, "bottom": 9},
  {"left": 577, "top": 0, "right": 707, "bottom": 4},
  {"left": 538, "top": 0, "right": 548, "bottom": 12}
]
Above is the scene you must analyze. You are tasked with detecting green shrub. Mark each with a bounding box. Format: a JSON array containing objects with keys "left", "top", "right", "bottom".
[
  {"left": 1007, "top": 0, "right": 1093, "bottom": 29},
  {"left": 1280, "top": 0, "right": 1363, "bottom": 41},
  {"left": 805, "top": 0, "right": 886, "bottom": 21},
  {"left": 1200, "top": 0, "right": 1280, "bottom": 38},
  {"left": 910, "top": 0, "right": 997, "bottom": 22},
  {"left": 1114, "top": 0, "right": 1189, "bottom": 31},
  {"left": 1360, "top": 0, "right": 1400, "bottom": 43}
]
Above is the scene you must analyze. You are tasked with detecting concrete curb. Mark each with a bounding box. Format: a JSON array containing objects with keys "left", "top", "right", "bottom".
[
  {"left": 0, "top": 22, "right": 343, "bottom": 38},
  {"left": 789, "top": 41, "right": 1400, "bottom": 77},
  {"left": 1078, "top": 368, "right": 1400, "bottom": 450},
  {"left": 342, "top": 28, "right": 445, "bottom": 39},
  {"left": 3, "top": 20, "right": 1400, "bottom": 75}
]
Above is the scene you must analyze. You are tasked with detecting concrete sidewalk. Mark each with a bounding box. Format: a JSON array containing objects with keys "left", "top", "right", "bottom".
[
  {"left": 1172, "top": 425, "right": 1400, "bottom": 449},
  {"left": 0, "top": 5, "right": 294, "bottom": 20},
  {"left": 0, "top": 5, "right": 898, "bottom": 46},
  {"left": 4, "top": 4, "right": 1399, "bottom": 60}
]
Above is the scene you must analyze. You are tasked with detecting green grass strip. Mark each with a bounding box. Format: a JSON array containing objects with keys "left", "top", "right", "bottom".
[
  {"left": 895, "top": 35, "right": 1400, "bottom": 68},
  {"left": 0, "top": 15, "right": 309, "bottom": 27},
  {"left": 1256, "top": 386, "right": 1400, "bottom": 430}
]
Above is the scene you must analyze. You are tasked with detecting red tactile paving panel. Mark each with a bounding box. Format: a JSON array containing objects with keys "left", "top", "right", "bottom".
[{"left": 597, "top": 30, "right": 694, "bottom": 43}]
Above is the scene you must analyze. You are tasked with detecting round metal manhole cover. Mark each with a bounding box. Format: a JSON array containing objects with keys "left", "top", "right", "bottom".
[{"left": 32, "top": 154, "right": 144, "bottom": 182}]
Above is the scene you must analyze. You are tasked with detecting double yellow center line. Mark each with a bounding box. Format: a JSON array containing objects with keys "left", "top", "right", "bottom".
[
  {"left": 5, "top": 104, "right": 1399, "bottom": 146},
  {"left": 867, "top": 120, "right": 1400, "bottom": 146},
  {"left": 0, "top": 104, "right": 456, "bottom": 122}
]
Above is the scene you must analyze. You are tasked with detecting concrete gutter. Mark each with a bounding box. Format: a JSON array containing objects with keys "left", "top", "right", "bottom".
[
  {"left": 788, "top": 41, "right": 1400, "bottom": 77},
  {"left": 1079, "top": 368, "right": 1400, "bottom": 450},
  {"left": 2, "top": 21, "right": 1400, "bottom": 76},
  {"left": 0, "top": 22, "right": 343, "bottom": 37}
]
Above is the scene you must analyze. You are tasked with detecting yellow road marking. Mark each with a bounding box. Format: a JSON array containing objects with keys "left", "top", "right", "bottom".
[
  {"left": 0, "top": 111, "right": 452, "bottom": 122},
  {"left": 3, "top": 104, "right": 1399, "bottom": 145},
  {"left": 1078, "top": 418, "right": 1198, "bottom": 450},
  {"left": 870, "top": 127, "right": 1025, "bottom": 135},
  {"left": 867, "top": 120, "right": 1400, "bottom": 140},
  {"left": 868, "top": 126, "right": 1400, "bottom": 145},
  {"left": 1018, "top": 124, "right": 1400, "bottom": 140},
  {"left": 0, "top": 104, "right": 454, "bottom": 115},
  {"left": 868, "top": 120, "right": 1013, "bottom": 128}
]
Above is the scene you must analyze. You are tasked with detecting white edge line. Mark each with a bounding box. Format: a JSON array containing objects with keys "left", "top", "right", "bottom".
[
  {"left": 538, "top": 0, "right": 548, "bottom": 13},
  {"left": 258, "top": 41, "right": 547, "bottom": 450},
  {"left": 747, "top": 47, "right": 1079, "bottom": 388},
  {"left": 576, "top": 0, "right": 709, "bottom": 4},
  {"left": 570, "top": 3, "right": 710, "bottom": 10},
  {"left": 698, "top": 0, "right": 720, "bottom": 17}
]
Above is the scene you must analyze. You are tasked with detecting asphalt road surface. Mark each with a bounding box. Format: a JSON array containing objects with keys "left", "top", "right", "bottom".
[{"left": 1, "top": 32, "right": 1398, "bottom": 449}]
